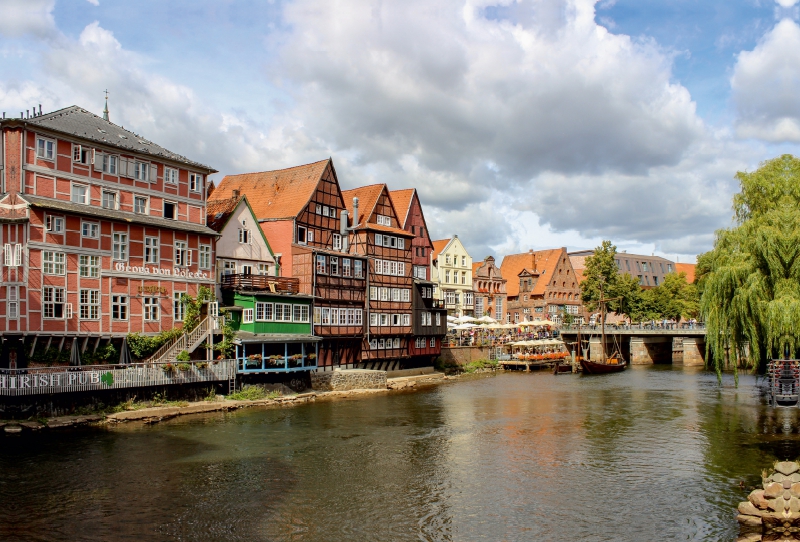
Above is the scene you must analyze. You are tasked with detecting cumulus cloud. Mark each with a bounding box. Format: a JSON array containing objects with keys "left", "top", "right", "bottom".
[
  {"left": 732, "top": 18, "right": 800, "bottom": 142},
  {"left": 776, "top": 0, "right": 798, "bottom": 8},
  {"left": 0, "top": 0, "right": 56, "bottom": 39}
]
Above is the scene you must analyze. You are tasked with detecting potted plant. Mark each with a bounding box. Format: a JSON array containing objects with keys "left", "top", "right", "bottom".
[
  {"left": 162, "top": 363, "right": 175, "bottom": 374},
  {"left": 178, "top": 362, "right": 191, "bottom": 372},
  {"left": 196, "top": 361, "right": 208, "bottom": 370},
  {"left": 307, "top": 353, "right": 317, "bottom": 360}
]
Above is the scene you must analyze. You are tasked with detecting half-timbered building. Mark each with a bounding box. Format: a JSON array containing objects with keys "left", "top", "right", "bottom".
[
  {"left": 209, "top": 159, "right": 367, "bottom": 369},
  {"left": 389, "top": 188, "right": 434, "bottom": 281},
  {"left": 0, "top": 105, "right": 217, "bottom": 369},
  {"left": 343, "top": 185, "right": 414, "bottom": 369}
]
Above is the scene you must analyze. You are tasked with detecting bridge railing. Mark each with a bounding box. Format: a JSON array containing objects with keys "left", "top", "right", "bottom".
[{"left": 560, "top": 322, "right": 706, "bottom": 332}]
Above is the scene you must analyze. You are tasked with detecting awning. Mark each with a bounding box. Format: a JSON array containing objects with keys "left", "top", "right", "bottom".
[{"left": 234, "top": 332, "right": 322, "bottom": 344}]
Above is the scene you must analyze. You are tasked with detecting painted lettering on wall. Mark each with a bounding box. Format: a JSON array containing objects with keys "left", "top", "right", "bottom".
[
  {"left": 114, "top": 263, "right": 209, "bottom": 279},
  {"left": 0, "top": 371, "right": 111, "bottom": 390}
]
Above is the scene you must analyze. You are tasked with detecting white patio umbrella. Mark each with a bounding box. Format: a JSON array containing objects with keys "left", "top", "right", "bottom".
[
  {"left": 447, "top": 315, "right": 458, "bottom": 322},
  {"left": 453, "top": 323, "right": 477, "bottom": 330},
  {"left": 477, "top": 315, "right": 497, "bottom": 323},
  {"left": 454, "top": 315, "right": 476, "bottom": 323}
]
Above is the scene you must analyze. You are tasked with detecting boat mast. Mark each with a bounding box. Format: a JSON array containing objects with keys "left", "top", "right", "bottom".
[{"left": 600, "top": 278, "right": 606, "bottom": 364}]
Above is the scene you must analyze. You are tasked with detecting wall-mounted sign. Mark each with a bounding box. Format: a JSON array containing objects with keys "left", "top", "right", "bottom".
[
  {"left": 114, "top": 263, "right": 209, "bottom": 280},
  {"left": 138, "top": 285, "right": 168, "bottom": 295}
]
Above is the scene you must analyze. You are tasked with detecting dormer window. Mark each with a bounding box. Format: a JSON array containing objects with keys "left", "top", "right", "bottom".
[{"left": 376, "top": 215, "right": 391, "bottom": 226}]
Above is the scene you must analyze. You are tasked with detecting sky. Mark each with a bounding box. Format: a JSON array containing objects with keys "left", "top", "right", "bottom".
[{"left": 2, "top": 0, "right": 800, "bottom": 264}]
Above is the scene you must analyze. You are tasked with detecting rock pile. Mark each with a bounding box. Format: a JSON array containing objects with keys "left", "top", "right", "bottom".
[{"left": 737, "top": 461, "right": 800, "bottom": 541}]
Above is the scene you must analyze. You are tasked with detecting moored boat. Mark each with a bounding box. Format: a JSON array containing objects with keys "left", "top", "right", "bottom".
[{"left": 579, "top": 357, "right": 626, "bottom": 374}]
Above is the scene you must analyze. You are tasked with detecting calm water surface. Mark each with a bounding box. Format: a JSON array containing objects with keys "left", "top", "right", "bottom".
[{"left": 1, "top": 366, "right": 798, "bottom": 541}]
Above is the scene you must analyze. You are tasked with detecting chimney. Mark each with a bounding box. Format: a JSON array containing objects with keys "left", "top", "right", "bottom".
[
  {"left": 232, "top": 189, "right": 240, "bottom": 199},
  {"left": 340, "top": 210, "right": 349, "bottom": 252},
  {"left": 352, "top": 197, "right": 359, "bottom": 227},
  {"left": 39, "top": 104, "right": 42, "bottom": 116}
]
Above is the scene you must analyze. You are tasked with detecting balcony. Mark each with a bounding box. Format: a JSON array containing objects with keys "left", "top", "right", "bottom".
[{"left": 220, "top": 273, "right": 300, "bottom": 294}]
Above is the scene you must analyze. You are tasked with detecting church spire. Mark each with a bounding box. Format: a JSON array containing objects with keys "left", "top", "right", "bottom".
[{"left": 103, "top": 89, "right": 109, "bottom": 121}]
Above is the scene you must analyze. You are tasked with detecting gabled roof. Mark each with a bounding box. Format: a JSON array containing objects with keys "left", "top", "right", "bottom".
[
  {"left": 500, "top": 248, "right": 565, "bottom": 298},
  {"left": 431, "top": 239, "right": 452, "bottom": 261},
  {"left": 675, "top": 263, "right": 696, "bottom": 283},
  {"left": 20, "top": 105, "right": 214, "bottom": 171},
  {"left": 388, "top": 188, "right": 415, "bottom": 228},
  {"left": 205, "top": 194, "right": 276, "bottom": 261},
  {"left": 355, "top": 223, "right": 414, "bottom": 237},
  {"left": 472, "top": 262, "right": 482, "bottom": 274},
  {"left": 210, "top": 159, "right": 331, "bottom": 220},
  {"left": 341, "top": 184, "right": 391, "bottom": 226}
]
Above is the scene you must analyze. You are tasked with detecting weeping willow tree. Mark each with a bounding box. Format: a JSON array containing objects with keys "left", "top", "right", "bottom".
[{"left": 699, "top": 154, "right": 800, "bottom": 381}]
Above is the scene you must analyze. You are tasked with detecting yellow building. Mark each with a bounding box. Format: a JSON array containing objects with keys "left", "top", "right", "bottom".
[{"left": 431, "top": 236, "right": 474, "bottom": 316}]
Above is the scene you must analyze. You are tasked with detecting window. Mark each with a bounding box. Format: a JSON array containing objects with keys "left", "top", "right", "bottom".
[
  {"left": 222, "top": 260, "right": 236, "bottom": 275},
  {"left": 275, "top": 304, "right": 292, "bottom": 322},
  {"left": 445, "top": 255, "right": 451, "bottom": 265},
  {"left": 199, "top": 245, "right": 211, "bottom": 269},
  {"left": 445, "top": 290, "right": 456, "bottom": 305},
  {"left": 462, "top": 256, "right": 466, "bottom": 266},
  {"left": 333, "top": 233, "right": 342, "bottom": 251},
  {"left": 43, "top": 251, "right": 65, "bottom": 275},
  {"left": 375, "top": 233, "right": 383, "bottom": 245},
  {"left": 354, "top": 260, "right": 363, "bottom": 278},
  {"left": 445, "top": 270, "right": 450, "bottom": 283},
  {"left": 238, "top": 229, "right": 251, "bottom": 244},
  {"left": 393, "top": 338, "right": 401, "bottom": 348},
  {"left": 102, "top": 154, "right": 118, "bottom": 175},
  {"left": 653, "top": 276, "right": 659, "bottom": 286},
  {"left": 330, "top": 256, "right": 339, "bottom": 275},
  {"left": 102, "top": 191, "right": 117, "bottom": 210},
  {"left": 81, "top": 221, "right": 98, "bottom": 238},
  {"left": 174, "top": 241, "right": 189, "bottom": 266},
  {"left": 392, "top": 314, "right": 400, "bottom": 326},
  {"left": 316, "top": 254, "right": 327, "bottom": 274},
  {"left": 315, "top": 204, "right": 322, "bottom": 215},
  {"left": 380, "top": 314, "right": 389, "bottom": 326},
  {"left": 378, "top": 339, "right": 385, "bottom": 349},
  {"left": 79, "top": 255, "right": 99, "bottom": 278},
  {"left": 71, "top": 184, "right": 88, "bottom": 204},
  {"left": 6, "top": 285, "right": 18, "bottom": 319},
  {"left": 461, "top": 271, "right": 467, "bottom": 285},
  {"left": 294, "top": 305, "right": 310, "bottom": 323},
  {"left": 642, "top": 262, "right": 649, "bottom": 272},
  {"left": 134, "top": 161, "right": 149, "bottom": 181},
  {"left": 133, "top": 196, "right": 148, "bottom": 214},
  {"left": 165, "top": 167, "right": 178, "bottom": 184},
  {"left": 37, "top": 137, "right": 55, "bottom": 160},
  {"left": 370, "top": 286, "right": 378, "bottom": 300},
  {"left": 403, "top": 314, "right": 410, "bottom": 326},
  {"left": 398, "top": 238, "right": 404, "bottom": 250},
  {"left": 163, "top": 201, "right": 177, "bottom": 220},
  {"left": 43, "top": 286, "right": 66, "bottom": 318},
  {"left": 189, "top": 173, "right": 202, "bottom": 192},
  {"left": 321, "top": 307, "right": 331, "bottom": 325},
  {"left": 392, "top": 288, "right": 400, "bottom": 302},
  {"left": 414, "top": 266, "right": 427, "bottom": 279},
  {"left": 380, "top": 287, "right": 389, "bottom": 301},
  {"left": 112, "top": 295, "right": 128, "bottom": 320},
  {"left": 46, "top": 215, "right": 64, "bottom": 233},
  {"left": 667, "top": 264, "right": 673, "bottom": 273},
  {"left": 242, "top": 308, "right": 254, "bottom": 324},
  {"left": 79, "top": 289, "right": 100, "bottom": 320},
  {"left": 370, "top": 313, "right": 378, "bottom": 326},
  {"left": 342, "top": 258, "right": 351, "bottom": 277},
  {"left": 174, "top": 292, "right": 185, "bottom": 322},
  {"left": 370, "top": 339, "right": 378, "bottom": 349},
  {"left": 377, "top": 215, "right": 391, "bottom": 226},
  {"left": 435, "top": 313, "right": 441, "bottom": 326},
  {"left": 355, "top": 309, "right": 363, "bottom": 325},
  {"left": 297, "top": 226, "right": 308, "bottom": 244},
  {"left": 112, "top": 233, "right": 128, "bottom": 261},
  {"left": 401, "top": 289, "right": 410, "bottom": 302},
  {"left": 256, "top": 302, "right": 273, "bottom": 321},
  {"left": 143, "top": 298, "right": 160, "bottom": 321},
  {"left": 430, "top": 337, "right": 436, "bottom": 348},
  {"left": 145, "top": 237, "right": 159, "bottom": 264}
]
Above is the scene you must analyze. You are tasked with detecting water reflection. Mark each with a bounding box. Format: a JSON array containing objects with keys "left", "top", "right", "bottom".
[{"left": 2, "top": 367, "right": 800, "bottom": 541}]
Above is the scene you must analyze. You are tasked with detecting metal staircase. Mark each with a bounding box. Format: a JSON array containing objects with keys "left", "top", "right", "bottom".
[{"left": 144, "top": 316, "right": 213, "bottom": 365}]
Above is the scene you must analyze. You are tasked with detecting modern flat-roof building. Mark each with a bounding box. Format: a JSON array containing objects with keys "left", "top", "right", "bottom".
[
  {"left": 569, "top": 250, "right": 677, "bottom": 289},
  {"left": 0, "top": 105, "right": 218, "bottom": 369}
]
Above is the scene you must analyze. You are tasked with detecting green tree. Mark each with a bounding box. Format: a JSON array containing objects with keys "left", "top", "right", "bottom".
[
  {"left": 580, "top": 240, "right": 641, "bottom": 321},
  {"left": 700, "top": 154, "right": 800, "bottom": 379},
  {"left": 650, "top": 272, "right": 699, "bottom": 322}
]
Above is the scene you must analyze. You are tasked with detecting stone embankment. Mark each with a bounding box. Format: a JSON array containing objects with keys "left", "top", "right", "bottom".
[
  {"left": 2, "top": 369, "right": 451, "bottom": 432},
  {"left": 737, "top": 460, "right": 800, "bottom": 541}
]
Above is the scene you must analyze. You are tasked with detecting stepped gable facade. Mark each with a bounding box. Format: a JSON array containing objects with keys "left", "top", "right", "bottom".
[
  {"left": 501, "top": 248, "right": 582, "bottom": 324},
  {"left": 390, "top": 188, "right": 445, "bottom": 363},
  {"left": 211, "top": 159, "right": 367, "bottom": 369},
  {"left": 0, "top": 105, "right": 217, "bottom": 369},
  {"left": 472, "top": 256, "right": 507, "bottom": 321},
  {"left": 343, "top": 184, "right": 414, "bottom": 367}
]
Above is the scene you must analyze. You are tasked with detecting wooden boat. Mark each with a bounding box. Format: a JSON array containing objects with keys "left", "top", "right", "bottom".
[
  {"left": 580, "top": 356, "right": 626, "bottom": 374},
  {"left": 553, "top": 361, "right": 573, "bottom": 374}
]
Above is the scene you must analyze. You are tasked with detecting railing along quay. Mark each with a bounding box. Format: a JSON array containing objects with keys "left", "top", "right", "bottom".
[
  {"left": 559, "top": 323, "right": 706, "bottom": 335},
  {"left": 0, "top": 360, "right": 235, "bottom": 396}
]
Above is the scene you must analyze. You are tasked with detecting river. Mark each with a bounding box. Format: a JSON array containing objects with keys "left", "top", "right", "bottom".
[{"left": 0, "top": 366, "right": 795, "bottom": 541}]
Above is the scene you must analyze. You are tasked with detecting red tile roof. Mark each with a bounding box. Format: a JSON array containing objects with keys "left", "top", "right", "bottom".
[
  {"left": 500, "top": 248, "right": 565, "bottom": 298},
  {"left": 209, "top": 159, "right": 330, "bottom": 220},
  {"left": 355, "top": 223, "right": 414, "bottom": 237},
  {"left": 472, "top": 262, "right": 482, "bottom": 274},
  {"left": 675, "top": 263, "right": 696, "bottom": 283},
  {"left": 341, "top": 184, "right": 388, "bottom": 226},
  {"left": 431, "top": 239, "right": 451, "bottom": 261},
  {"left": 205, "top": 195, "right": 243, "bottom": 232},
  {"left": 388, "top": 188, "right": 415, "bottom": 228}
]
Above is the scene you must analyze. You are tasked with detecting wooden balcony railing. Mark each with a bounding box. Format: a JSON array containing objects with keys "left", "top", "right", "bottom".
[{"left": 220, "top": 273, "right": 300, "bottom": 294}]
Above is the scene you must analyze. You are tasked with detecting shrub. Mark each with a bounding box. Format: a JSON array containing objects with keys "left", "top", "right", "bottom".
[
  {"left": 162, "top": 363, "right": 175, "bottom": 373},
  {"left": 177, "top": 362, "right": 191, "bottom": 372},
  {"left": 196, "top": 361, "right": 208, "bottom": 370},
  {"left": 176, "top": 350, "right": 191, "bottom": 362},
  {"left": 227, "top": 385, "right": 281, "bottom": 401}
]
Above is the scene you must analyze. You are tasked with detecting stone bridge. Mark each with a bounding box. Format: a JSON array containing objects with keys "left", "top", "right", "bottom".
[{"left": 559, "top": 327, "right": 707, "bottom": 366}]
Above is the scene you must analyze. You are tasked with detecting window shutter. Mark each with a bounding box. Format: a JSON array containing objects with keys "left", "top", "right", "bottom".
[
  {"left": 187, "top": 250, "right": 193, "bottom": 267},
  {"left": 14, "top": 244, "right": 22, "bottom": 267},
  {"left": 128, "top": 159, "right": 135, "bottom": 178},
  {"left": 3, "top": 244, "right": 11, "bottom": 266},
  {"left": 65, "top": 303, "right": 73, "bottom": 319},
  {"left": 150, "top": 164, "right": 157, "bottom": 182},
  {"left": 73, "top": 145, "right": 81, "bottom": 162},
  {"left": 94, "top": 152, "right": 103, "bottom": 172},
  {"left": 308, "top": 230, "right": 314, "bottom": 243},
  {"left": 209, "top": 302, "right": 219, "bottom": 318}
]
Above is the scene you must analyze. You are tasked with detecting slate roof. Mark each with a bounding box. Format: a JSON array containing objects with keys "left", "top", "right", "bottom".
[
  {"left": 500, "top": 248, "right": 565, "bottom": 298},
  {"left": 22, "top": 194, "right": 219, "bottom": 236},
  {"left": 341, "top": 184, "right": 390, "bottom": 226},
  {"left": 22, "top": 106, "right": 215, "bottom": 171},
  {"left": 388, "top": 188, "right": 415, "bottom": 228},
  {"left": 210, "top": 159, "right": 331, "bottom": 221},
  {"left": 675, "top": 263, "right": 696, "bottom": 283}
]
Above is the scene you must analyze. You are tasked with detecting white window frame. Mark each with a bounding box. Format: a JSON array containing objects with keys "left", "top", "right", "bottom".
[
  {"left": 189, "top": 173, "right": 202, "bottom": 192},
  {"left": 134, "top": 195, "right": 149, "bottom": 215},
  {"left": 242, "top": 308, "right": 254, "bottom": 324},
  {"left": 354, "top": 260, "right": 363, "bottom": 278},
  {"left": 401, "top": 289, "right": 410, "bottom": 302},
  {"left": 43, "top": 286, "right": 66, "bottom": 319},
  {"left": 199, "top": 245, "right": 211, "bottom": 270},
  {"left": 71, "top": 183, "right": 89, "bottom": 205},
  {"left": 256, "top": 302, "right": 273, "bottom": 321},
  {"left": 143, "top": 297, "right": 160, "bottom": 321},
  {"left": 165, "top": 167, "right": 179, "bottom": 184},
  {"left": 297, "top": 226, "right": 308, "bottom": 245},
  {"left": 330, "top": 256, "right": 339, "bottom": 275},
  {"left": 430, "top": 337, "right": 436, "bottom": 348},
  {"left": 43, "top": 251, "right": 66, "bottom": 275},
  {"left": 380, "top": 314, "right": 389, "bottom": 326},
  {"left": 238, "top": 228, "right": 251, "bottom": 244},
  {"left": 174, "top": 292, "right": 186, "bottom": 323},
  {"left": 8, "top": 285, "right": 18, "bottom": 319},
  {"left": 81, "top": 221, "right": 99, "bottom": 238},
  {"left": 163, "top": 201, "right": 177, "bottom": 220},
  {"left": 79, "top": 289, "right": 100, "bottom": 320},
  {"left": 79, "top": 254, "right": 100, "bottom": 278},
  {"left": 37, "top": 137, "right": 55, "bottom": 160},
  {"left": 134, "top": 161, "right": 149, "bottom": 181},
  {"left": 174, "top": 241, "right": 189, "bottom": 267},
  {"left": 102, "top": 190, "right": 118, "bottom": 210},
  {"left": 46, "top": 215, "right": 64, "bottom": 233},
  {"left": 333, "top": 233, "right": 342, "bottom": 251},
  {"left": 112, "top": 233, "right": 128, "bottom": 261},
  {"left": 112, "top": 295, "right": 128, "bottom": 321},
  {"left": 145, "top": 236, "right": 159, "bottom": 264},
  {"left": 103, "top": 154, "right": 118, "bottom": 175}
]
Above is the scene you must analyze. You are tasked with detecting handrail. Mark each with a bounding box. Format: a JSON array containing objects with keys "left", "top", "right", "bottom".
[
  {"left": 143, "top": 316, "right": 209, "bottom": 365},
  {"left": 220, "top": 274, "right": 300, "bottom": 294}
]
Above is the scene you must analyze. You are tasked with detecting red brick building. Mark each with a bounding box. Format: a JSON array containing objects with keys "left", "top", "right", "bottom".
[
  {"left": 472, "top": 256, "right": 506, "bottom": 321},
  {"left": 0, "top": 106, "right": 218, "bottom": 368},
  {"left": 501, "top": 248, "right": 582, "bottom": 324},
  {"left": 389, "top": 188, "right": 434, "bottom": 281}
]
